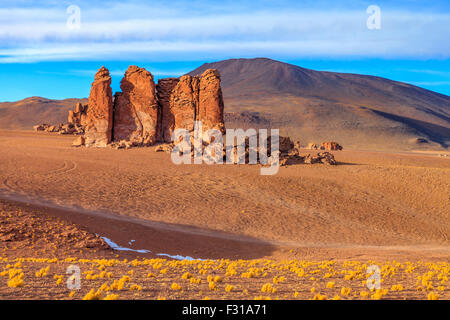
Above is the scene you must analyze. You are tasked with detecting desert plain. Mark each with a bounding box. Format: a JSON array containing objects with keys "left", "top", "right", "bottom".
[{"left": 0, "top": 130, "right": 448, "bottom": 300}]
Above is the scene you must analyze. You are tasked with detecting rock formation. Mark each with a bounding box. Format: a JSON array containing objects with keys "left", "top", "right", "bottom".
[
  {"left": 280, "top": 151, "right": 336, "bottom": 166},
  {"left": 156, "top": 78, "right": 179, "bottom": 142},
  {"left": 279, "top": 136, "right": 295, "bottom": 153},
  {"left": 73, "top": 66, "right": 225, "bottom": 148},
  {"left": 68, "top": 103, "right": 86, "bottom": 126},
  {"left": 198, "top": 69, "right": 225, "bottom": 134},
  {"left": 83, "top": 66, "right": 114, "bottom": 147},
  {"left": 169, "top": 75, "right": 199, "bottom": 137},
  {"left": 72, "top": 136, "right": 85, "bottom": 147},
  {"left": 155, "top": 134, "right": 337, "bottom": 166},
  {"left": 34, "top": 103, "right": 86, "bottom": 135},
  {"left": 307, "top": 143, "right": 319, "bottom": 150},
  {"left": 307, "top": 142, "right": 343, "bottom": 151},
  {"left": 113, "top": 66, "right": 159, "bottom": 145},
  {"left": 320, "top": 142, "right": 343, "bottom": 151},
  {"left": 157, "top": 69, "right": 225, "bottom": 143}
]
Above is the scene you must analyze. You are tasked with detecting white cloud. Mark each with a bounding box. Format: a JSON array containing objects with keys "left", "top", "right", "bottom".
[
  {"left": 399, "top": 69, "right": 450, "bottom": 77},
  {"left": 0, "top": 3, "right": 449, "bottom": 62},
  {"left": 408, "top": 81, "right": 450, "bottom": 86},
  {"left": 67, "top": 68, "right": 187, "bottom": 77}
]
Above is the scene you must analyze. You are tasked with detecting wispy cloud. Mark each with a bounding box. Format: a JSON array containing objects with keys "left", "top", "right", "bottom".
[
  {"left": 407, "top": 81, "right": 450, "bottom": 86},
  {"left": 397, "top": 69, "right": 450, "bottom": 77},
  {"left": 0, "top": 1, "right": 449, "bottom": 63},
  {"left": 67, "top": 68, "right": 187, "bottom": 77},
  {"left": 36, "top": 68, "right": 188, "bottom": 77}
]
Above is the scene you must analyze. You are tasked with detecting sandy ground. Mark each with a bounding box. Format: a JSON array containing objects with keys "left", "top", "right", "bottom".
[{"left": 0, "top": 130, "right": 448, "bottom": 299}]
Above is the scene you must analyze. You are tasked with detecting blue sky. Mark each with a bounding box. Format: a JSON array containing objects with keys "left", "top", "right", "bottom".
[{"left": 0, "top": 0, "right": 449, "bottom": 101}]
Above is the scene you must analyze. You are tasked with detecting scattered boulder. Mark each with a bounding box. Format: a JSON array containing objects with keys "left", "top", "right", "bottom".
[
  {"left": 316, "top": 152, "right": 337, "bottom": 165},
  {"left": 33, "top": 124, "right": 47, "bottom": 131},
  {"left": 154, "top": 143, "right": 174, "bottom": 153},
  {"left": 320, "top": 141, "right": 343, "bottom": 151},
  {"left": 279, "top": 136, "right": 295, "bottom": 153},
  {"left": 159, "top": 132, "right": 337, "bottom": 167},
  {"left": 35, "top": 102, "right": 86, "bottom": 136},
  {"left": 281, "top": 151, "right": 336, "bottom": 166},
  {"left": 307, "top": 143, "right": 319, "bottom": 150},
  {"left": 72, "top": 136, "right": 85, "bottom": 147},
  {"left": 109, "top": 140, "right": 133, "bottom": 150}
]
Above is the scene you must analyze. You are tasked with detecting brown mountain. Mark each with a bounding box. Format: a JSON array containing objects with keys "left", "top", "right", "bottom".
[
  {"left": 0, "top": 96, "right": 87, "bottom": 130},
  {"left": 1, "top": 58, "right": 449, "bottom": 151},
  {"left": 189, "top": 58, "right": 450, "bottom": 150}
]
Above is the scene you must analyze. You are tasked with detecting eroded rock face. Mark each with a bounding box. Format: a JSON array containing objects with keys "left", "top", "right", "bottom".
[
  {"left": 198, "top": 69, "right": 225, "bottom": 134},
  {"left": 84, "top": 66, "right": 114, "bottom": 147},
  {"left": 159, "top": 69, "right": 225, "bottom": 143},
  {"left": 169, "top": 75, "right": 199, "bottom": 135},
  {"left": 156, "top": 78, "right": 179, "bottom": 142},
  {"left": 320, "top": 142, "right": 343, "bottom": 151},
  {"left": 113, "top": 66, "right": 159, "bottom": 145}
]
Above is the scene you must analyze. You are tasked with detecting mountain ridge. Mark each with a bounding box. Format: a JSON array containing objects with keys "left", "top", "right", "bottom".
[
  {"left": 189, "top": 58, "right": 449, "bottom": 149},
  {"left": 0, "top": 97, "right": 88, "bottom": 130},
  {"left": 0, "top": 57, "right": 448, "bottom": 150}
]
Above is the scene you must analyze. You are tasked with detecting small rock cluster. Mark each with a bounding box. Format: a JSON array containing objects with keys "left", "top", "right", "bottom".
[
  {"left": 33, "top": 102, "right": 86, "bottom": 135},
  {"left": 33, "top": 122, "right": 84, "bottom": 135},
  {"left": 280, "top": 150, "right": 337, "bottom": 166},
  {"left": 154, "top": 135, "right": 337, "bottom": 166},
  {"left": 278, "top": 138, "right": 337, "bottom": 166},
  {"left": 308, "top": 141, "right": 343, "bottom": 151}
]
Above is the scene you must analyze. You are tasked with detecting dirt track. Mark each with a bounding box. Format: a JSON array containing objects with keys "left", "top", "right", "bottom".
[{"left": 0, "top": 130, "right": 449, "bottom": 261}]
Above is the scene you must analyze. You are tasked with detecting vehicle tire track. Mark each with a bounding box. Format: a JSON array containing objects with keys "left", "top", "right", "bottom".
[
  {"left": 0, "top": 177, "right": 23, "bottom": 195},
  {"left": 41, "top": 160, "right": 77, "bottom": 176}
]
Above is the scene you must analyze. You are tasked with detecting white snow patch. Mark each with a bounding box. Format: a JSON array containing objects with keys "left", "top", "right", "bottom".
[
  {"left": 98, "top": 235, "right": 206, "bottom": 260},
  {"left": 157, "top": 253, "right": 205, "bottom": 261},
  {"left": 100, "top": 236, "right": 150, "bottom": 254}
]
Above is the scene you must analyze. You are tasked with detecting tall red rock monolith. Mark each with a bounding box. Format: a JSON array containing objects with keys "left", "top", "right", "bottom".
[
  {"left": 113, "top": 66, "right": 159, "bottom": 145},
  {"left": 84, "top": 66, "right": 114, "bottom": 147},
  {"left": 156, "top": 78, "right": 179, "bottom": 142},
  {"left": 198, "top": 69, "right": 225, "bottom": 133},
  {"left": 169, "top": 75, "right": 199, "bottom": 135}
]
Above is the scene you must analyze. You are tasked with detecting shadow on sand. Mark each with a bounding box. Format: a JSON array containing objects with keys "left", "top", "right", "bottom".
[{"left": 0, "top": 193, "right": 276, "bottom": 260}]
